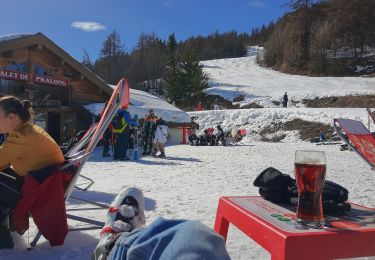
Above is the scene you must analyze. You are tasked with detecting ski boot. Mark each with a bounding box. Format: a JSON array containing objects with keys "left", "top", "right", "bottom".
[{"left": 152, "top": 147, "right": 158, "bottom": 157}]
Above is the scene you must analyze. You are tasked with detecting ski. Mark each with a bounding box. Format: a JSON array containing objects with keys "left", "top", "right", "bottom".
[
  {"left": 367, "top": 108, "right": 375, "bottom": 125},
  {"left": 65, "top": 78, "right": 129, "bottom": 200}
]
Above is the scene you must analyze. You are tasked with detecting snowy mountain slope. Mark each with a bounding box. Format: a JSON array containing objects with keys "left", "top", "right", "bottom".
[{"left": 201, "top": 47, "right": 375, "bottom": 108}]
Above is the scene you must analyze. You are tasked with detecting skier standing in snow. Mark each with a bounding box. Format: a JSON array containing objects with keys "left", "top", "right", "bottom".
[
  {"left": 112, "top": 107, "right": 132, "bottom": 160},
  {"left": 283, "top": 92, "right": 288, "bottom": 108},
  {"left": 142, "top": 109, "right": 158, "bottom": 155},
  {"left": 152, "top": 117, "right": 169, "bottom": 157}
]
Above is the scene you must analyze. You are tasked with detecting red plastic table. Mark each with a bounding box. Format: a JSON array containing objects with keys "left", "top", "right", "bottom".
[{"left": 214, "top": 196, "right": 375, "bottom": 260}]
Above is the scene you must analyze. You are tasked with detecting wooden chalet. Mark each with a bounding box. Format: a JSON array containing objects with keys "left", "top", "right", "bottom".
[{"left": 0, "top": 33, "right": 112, "bottom": 144}]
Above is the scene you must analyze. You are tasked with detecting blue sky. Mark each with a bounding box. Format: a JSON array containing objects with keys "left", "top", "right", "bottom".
[{"left": 1, "top": 0, "right": 288, "bottom": 61}]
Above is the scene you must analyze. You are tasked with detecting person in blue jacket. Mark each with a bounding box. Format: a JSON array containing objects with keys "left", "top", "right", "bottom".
[
  {"left": 112, "top": 107, "right": 133, "bottom": 160},
  {"left": 93, "top": 187, "right": 230, "bottom": 260}
]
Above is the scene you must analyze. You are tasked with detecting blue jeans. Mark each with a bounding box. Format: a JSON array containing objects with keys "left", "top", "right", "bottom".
[{"left": 108, "top": 217, "right": 231, "bottom": 260}]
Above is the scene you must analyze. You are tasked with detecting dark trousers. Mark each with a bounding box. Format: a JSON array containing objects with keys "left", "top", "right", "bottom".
[
  {"left": 114, "top": 129, "right": 130, "bottom": 160},
  {"left": 143, "top": 133, "right": 154, "bottom": 154},
  {"left": 188, "top": 135, "right": 198, "bottom": 145},
  {"left": 102, "top": 128, "right": 111, "bottom": 156},
  {"left": 0, "top": 168, "right": 23, "bottom": 209},
  {"left": 102, "top": 139, "right": 109, "bottom": 155},
  {"left": 216, "top": 134, "right": 226, "bottom": 146}
]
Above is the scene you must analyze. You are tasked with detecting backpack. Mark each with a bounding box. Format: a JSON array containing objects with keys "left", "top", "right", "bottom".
[{"left": 112, "top": 113, "right": 124, "bottom": 130}]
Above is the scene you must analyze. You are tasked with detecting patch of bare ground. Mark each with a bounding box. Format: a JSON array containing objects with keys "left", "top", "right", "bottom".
[
  {"left": 176, "top": 94, "right": 240, "bottom": 111},
  {"left": 260, "top": 119, "right": 332, "bottom": 142},
  {"left": 241, "top": 103, "right": 264, "bottom": 109},
  {"left": 304, "top": 95, "right": 375, "bottom": 108}
]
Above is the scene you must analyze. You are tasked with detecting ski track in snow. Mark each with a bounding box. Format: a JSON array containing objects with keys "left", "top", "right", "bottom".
[{"left": 3, "top": 143, "right": 374, "bottom": 260}]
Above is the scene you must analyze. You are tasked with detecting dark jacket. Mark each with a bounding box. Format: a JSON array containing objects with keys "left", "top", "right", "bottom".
[{"left": 283, "top": 94, "right": 288, "bottom": 103}]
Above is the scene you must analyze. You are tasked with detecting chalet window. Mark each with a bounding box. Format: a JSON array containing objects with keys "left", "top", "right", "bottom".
[
  {"left": 34, "top": 64, "right": 48, "bottom": 75},
  {"left": 33, "top": 85, "right": 69, "bottom": 106},
  {"left": 3, "top": 62, "right": 27, "bottom": 72}
]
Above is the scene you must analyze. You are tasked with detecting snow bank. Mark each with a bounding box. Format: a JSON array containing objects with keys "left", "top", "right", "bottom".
[{"left": 189, "top": 108, "right": 373, "bottom": 142}]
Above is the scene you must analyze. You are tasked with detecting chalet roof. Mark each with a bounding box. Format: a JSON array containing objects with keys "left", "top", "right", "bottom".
[
  {"left": 0, "top": 32, "right": 113, "bottom": 96},
  {"left": 85, "top": 87, "right": 192, "bottom": 124}
]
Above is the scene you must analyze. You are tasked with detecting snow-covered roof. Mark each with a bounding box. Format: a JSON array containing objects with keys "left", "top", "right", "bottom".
[
  {"left": 0, "top": 33, "right": 33, "bottom": 43},
  {"left": 84, "top": 86, "right": 191, "bottom": 124}
]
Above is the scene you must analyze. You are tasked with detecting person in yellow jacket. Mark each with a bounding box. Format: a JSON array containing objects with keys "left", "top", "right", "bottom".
[
  {"left": 0, "top": 96, "right": 64, "bottom": 207},
  {"left": 0, "top": 96, "right": 65, "bottom": 248},
  {"left": 112, "top": 107, "right": 133, "bottom": 160}
]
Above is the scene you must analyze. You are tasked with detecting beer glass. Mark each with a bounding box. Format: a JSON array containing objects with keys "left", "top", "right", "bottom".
[{"left": 295, "top": 150, "right": 326, "bottom": 227}]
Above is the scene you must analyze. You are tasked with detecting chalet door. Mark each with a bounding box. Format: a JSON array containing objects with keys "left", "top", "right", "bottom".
[{"left": 47, "top": 112, "right": 61, "bottom": 144}]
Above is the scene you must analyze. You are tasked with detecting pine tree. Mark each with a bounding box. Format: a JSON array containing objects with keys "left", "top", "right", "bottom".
[
  {"left": 164, "top": 52, "right": 183, "bottom": 101},
  {"left": 128, "top": 32, "right": 167, "bottom": 93},
  {"left": 99, "top": 31, "right": 125, "bottom": 58},
  {"left": 81, "top": 49, "right": 93, "bottom": 71},
  {"left": 180, "top": 49, "right": 208, "bottom": 102},
  {"left": 94, "top": 31, "right": 127, "bottom": 84},
  {"left": 286, "top": 0, "right": 313, "bottom": 10},
  {"left": 167, "top": 33, "right": 177, "bottom": 54}
]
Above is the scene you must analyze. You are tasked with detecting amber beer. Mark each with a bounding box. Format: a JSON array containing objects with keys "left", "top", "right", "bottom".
[{"left": 294, "top": 150, "right": 326, "bottom": 226}]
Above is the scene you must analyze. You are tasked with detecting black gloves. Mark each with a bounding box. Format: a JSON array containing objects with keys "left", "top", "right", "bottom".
[{"left": 254, "top": 167, "right": 351, "bottom": 214}]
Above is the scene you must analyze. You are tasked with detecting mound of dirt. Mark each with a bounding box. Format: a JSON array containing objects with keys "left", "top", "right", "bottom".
[
  {"left": 304, "top": 95, "right": 375, "bottom": 108},
  {"left": 260, "top": 119, "right": 332, "bottom": 142}
]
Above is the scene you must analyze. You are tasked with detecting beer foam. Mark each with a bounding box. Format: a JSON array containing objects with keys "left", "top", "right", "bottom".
[{"left": 299, "top": 156, "right": 325, "bottom": 164}]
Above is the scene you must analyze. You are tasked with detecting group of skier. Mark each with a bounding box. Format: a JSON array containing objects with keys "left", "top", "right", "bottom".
[
  {"left": 141, "top": 109, "right": 169, "bottom": 158},
  {"left": 188, "top": 125, "right": 228, "bottom": 146},
  {"left": 99, "top": 107, "right": 169, "bottom": 160}
]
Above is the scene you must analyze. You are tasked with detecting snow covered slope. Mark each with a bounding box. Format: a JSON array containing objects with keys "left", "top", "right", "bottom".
[{"left": 202, "top": 47, "right": 375, "bottom": 108}]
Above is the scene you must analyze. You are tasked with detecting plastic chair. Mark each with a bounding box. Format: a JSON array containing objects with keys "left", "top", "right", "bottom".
[
  {"left": 333, "top": 118, "right": 375, "bottom": 170},
  {"left": 29, "top": 78, "right": 129, "bottom": 248}
]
